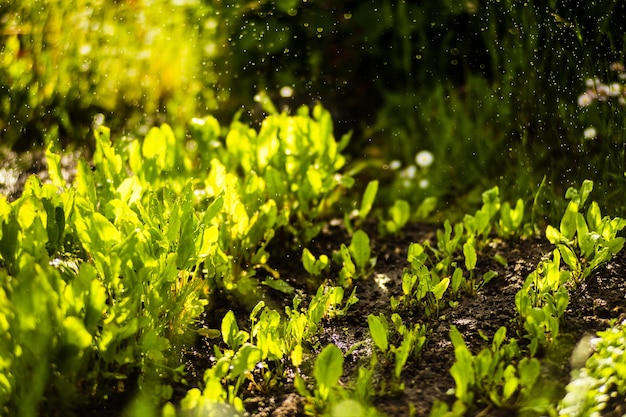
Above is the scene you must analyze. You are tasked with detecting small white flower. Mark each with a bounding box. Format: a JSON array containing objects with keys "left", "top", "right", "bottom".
[
  {"left": 389, "top": 160, "right": 402, "bottom": 170},
  {"left": 400, "top": 165, "right": 417, "bottom": 179},
  {"left": 585, "top": 78, "right": 597, "bottom": 87},
  {"left": 415, "top": 150, "right": 434, "bottom": 168},
  {"left": 280, "top": 86, "right": 294, "bottom": 98},
  {"left": 609, "top": 83, "right": 621, "bottom": 96},
  {"left": 583, "top": 127, "right": 597, "bottom": 140},
  {"left": 596, "top": 84, "right": 610, "bottom": 98},
  {"left": 578, "top": 92, "right": 594, "bottom": 107},
  {"left": 419, "top": 179, "right": 429, "bottom": 189}
]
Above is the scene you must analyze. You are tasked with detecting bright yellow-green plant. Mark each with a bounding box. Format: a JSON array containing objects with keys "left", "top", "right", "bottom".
[
  {"left": 367, "top": 312, "right": 427, "bottom": 391},
  {"left": 545, "top": 180, "right": 626, "bottom": 285},
  {"left": 516, "top": 180, "right": 626, "bottom": 356},
  {"left": 0, "top": 101, "right": 354, "bottom": 415},
  {"left": 439, "top": 326, "right": 541, "bottom": 415},
  {"left": 1, "top": 0, "right": 218, "bottom": 149}
]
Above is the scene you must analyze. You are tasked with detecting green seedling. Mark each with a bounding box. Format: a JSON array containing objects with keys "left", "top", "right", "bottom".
[
  {"left": 435, "top": 220, "right": 465, "bottom": 263},
  {"left": 462, "top": 239, "right": 498, "bottom": 294},
  {"left": 295, "top": 343, "right": 381, "bottom": 417},
  {"left": 383, "top": 199, "right": 411, "bottom": 235},
  {"left": 448, "top": 326, "right": 541, "bottom": 413},
  {"left": 546, "top": 180, "right": 626, "bottom": 285},
  {"left": 368, "top": 313, "right": 426, "bottom": 385},
  {"left": 295, "top": 343, "right": 345, "bottom": 415},
  {"left": 360, "top": 180, "right": 379, "bottom": 220},
  {"left": 302, "top": 248, "right": 330, "bottom": 279},
  {"left": 349, "top": 230, "right": 377, "bottom": 278},
  {"left": 337, "top": 244, "right": 357, "bottom": 288},
  {"left": 497, "top": 198, "right": 526, "bottom": 238},
  {"left": 368, "top": 313, "right": 389, "bottom": 353},
  {"left": 515, "top": 249, "right": 570, "bottom": 356},
  {"left": 463, "top": 186, "right": 500, "bottom": 242},
  {"left": 336, "top": 230, "right": 376, "bottom": 287},
  {"left": 345, "top": 180, "right": 379, "bottom": 234},
  {"left": 221, "top": 311, "right": 249, "bottom": 352},
  {"left": 313, "top": 344, "right": 344, "bottom": 401},
  {"left": 399, "top": 243, "right": 450, "bottom": 317}
]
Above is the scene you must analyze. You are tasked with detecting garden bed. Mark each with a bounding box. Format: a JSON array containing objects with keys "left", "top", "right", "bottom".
[
  {"left": 2, "top": 109, "right": 625, "bottom": 417},
  {"left": 76, "top": 219, "right": 626, "bottom": 417}
]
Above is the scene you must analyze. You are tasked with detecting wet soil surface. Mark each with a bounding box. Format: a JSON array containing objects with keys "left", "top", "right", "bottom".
[{"left": 174, "top": 221, "right": 626, "bottom": 417}]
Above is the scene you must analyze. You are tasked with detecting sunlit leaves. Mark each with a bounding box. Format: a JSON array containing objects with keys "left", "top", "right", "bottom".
[
  {"left": 368, "top": 314, "right": 389, "bottom": 353},
  {"left": 359, "top": 180, "right": 378, "bottom": 221},
  {"left": 221, "top": 311, "right": 248, "bottom": 351},
  {"left": 314, "top": 344, "right": 344, "bottom": 400},
  {"left": 349, "top": 230, "right": 373, "bottom": 276},
  {"left": 463, "top": 241, "right": 477, "bottom": 271},
  {"left": 302, "top": 248, "right": 330, "bottom": 277},
  {"left": 385, "top": 199, "right": 410, "bottom": 235},
  {"left": 498, "top": 199, "right": 525, "bottom": 237}
]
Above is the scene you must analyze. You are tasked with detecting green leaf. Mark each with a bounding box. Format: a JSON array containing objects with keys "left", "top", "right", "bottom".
[
  {"left": 560, "top": 201, "right": 579, "bottom": 240},
  {"left": 199, "top": 194, "right": 224, "bottom": 226},
  {"left": 359, "top": 180, "right": 378, "bottom": 220},
  {"left": 314, "top": 344, "right": 344, "bottom": 391},
  {"left": 63, "top": 316, "right": 93, "bottom": 349},
  {"left": 463, "top": 241, "right": 477, "bottom": 271},
  {"left": 262, "top": 278, "right": 295, "bottom": 294},
  {"left": 415, "top": 196, "right": 437, "bottom": 219},
  {"left": 481, "top": 186, "right": 501, "bottom": 218},
  {"left": 291, "top": 344, "right": 303, "bottom": 367},
  {"left": 432, "top": 277, "right": 450, "bottom": 301},
  {"left": 388, "top": 199, "right": 410, "bottom": 232},
  {"left": 331, "top": 399, "right": 366, "bottom": 417},
  {"left": 394, "top": 331, "right": 414, "bottom": 379},
  {"left": 45, "top": 143, "right": 65, "bottom": 187},
  {"left": 578, "top": 180, "right": 593, "bottom": 207},
  {"left": 221, "top": 311, "right": 239, "bottom": 349},
  {"left": 231, "top": 344, "right": 262, "bottom": 377},
  {"left": 492, "top": 326, "right": 507, "bottom": 351},
  {"left": 557, "top": 244, "right": 579, "bottom": 272},
  {"left": 294, "top": 374, "right": 310, "bottom": 397},
  {"left": 449, "top": 326, "right": 474, "bottom": 404},
  {"left": 451, "top": 268, "right": 465, "bottom": 294},
  {"left": 449, "top": 325, "right": 468, "bottom": 352},
  {"left": 349, "top": 230, "right": 371, "bottom": 273},
  {"left": 142, "top": 329, "right": 171, "bottom": 361},
  {"left": 545, "top": 225, "right": 562, "bottom": 244},
  {"left": 482, "top": 270, "right": 498, "bottom": 285},
  {"left": 367, "top": 314, "right": 389, "bottom": 352},
  {"left": 401, "top": 271, "right": 418, "bottom": 297},
  {"left": 502, "top": 364, "right": 519, "bottom": 400},
  {"left": 302, "top": 248, "right": 329, "bottom": 276},
  {"left": 518, "top": 357, "right": 541, "bottom": 387},
  {"left": 586, "top": 201, "right": 602, "bottom": 231},
  {"left": 565, "top": 180, "right": 593, "bottom": 206}
]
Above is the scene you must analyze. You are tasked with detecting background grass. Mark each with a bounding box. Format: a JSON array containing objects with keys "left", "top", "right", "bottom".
[{"left": 1, "top": 0, "right": 625, "bottom": 219}]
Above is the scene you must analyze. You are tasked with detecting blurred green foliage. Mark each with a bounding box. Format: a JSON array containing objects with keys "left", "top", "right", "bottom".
[
  {"left": 0, "top": 0, "right": 220, "bottom": 149},
  {"left": 2, "top": 0, "right": 625, "bottom": 215}
]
